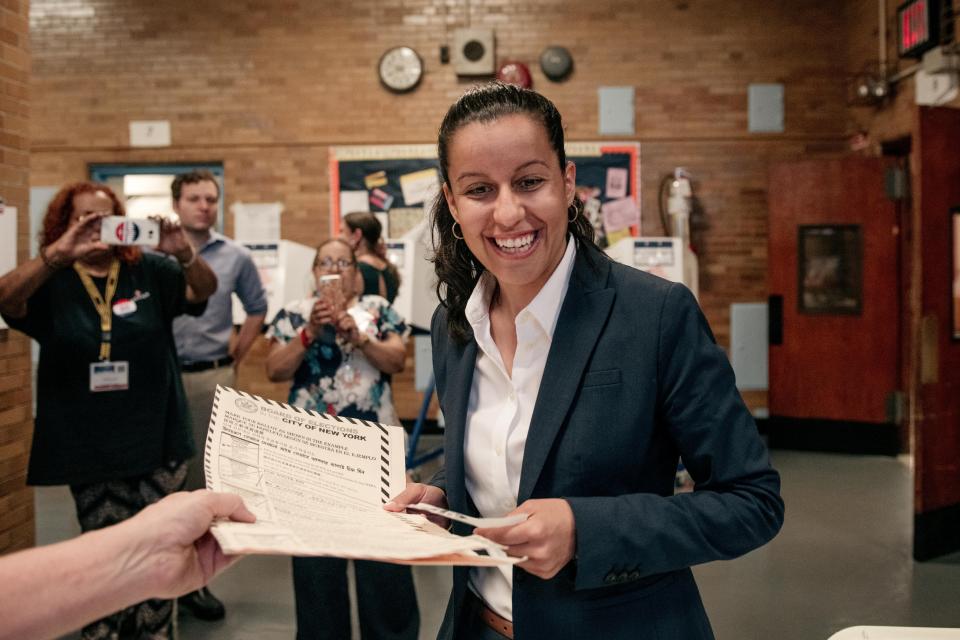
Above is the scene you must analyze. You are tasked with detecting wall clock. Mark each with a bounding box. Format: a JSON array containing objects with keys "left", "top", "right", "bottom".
[{"left": 378, "top": 46, "right": 423, "bottom": 93}]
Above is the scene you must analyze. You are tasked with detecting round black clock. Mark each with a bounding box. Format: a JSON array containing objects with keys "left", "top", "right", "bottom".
[{"left": 378, "top": 46, "right": 423, "bottom": 93}]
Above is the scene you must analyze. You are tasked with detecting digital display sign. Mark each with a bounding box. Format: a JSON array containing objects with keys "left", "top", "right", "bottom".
[{"left": 898, "top": 0, "right": 940, "bottom": 58}]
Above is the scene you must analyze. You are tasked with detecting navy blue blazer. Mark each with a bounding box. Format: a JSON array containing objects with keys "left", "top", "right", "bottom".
[{"left": 429, "top": 243, "right": 784, "bottom": 640}]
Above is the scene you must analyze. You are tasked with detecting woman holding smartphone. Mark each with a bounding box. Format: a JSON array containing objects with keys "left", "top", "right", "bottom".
[
  {"left": 265, "top": 237, "right": 418, "bottom": 640},
  {"left": 0, "top": 182, "right": 216, "bottom": 640}
]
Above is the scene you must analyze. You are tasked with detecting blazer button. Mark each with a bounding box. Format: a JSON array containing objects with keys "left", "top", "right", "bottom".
[
  {"left": 618, "top": 572, "right": 629, "bottom": 582},
  {"left": 604, "top": 573, "right": 617, "bottom": 584},
  {"left": 628, "top": 570, "right": 641, "bottom": 581}
]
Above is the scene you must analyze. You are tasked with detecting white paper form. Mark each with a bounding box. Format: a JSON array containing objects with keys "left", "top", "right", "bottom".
[
  {"left": 340, "top": 190, "right": 370, "bottom": 214},
  {"left": 206, "top": 386, "right": 519, "bottom": 566},
  {"left": 601, "top": 197, "right": 640, "bottom": 232},
  {"left": 232, "top": 202, "right": 282, "bottom": 245},
  {"left": 399, "top": 168, "right": 439, "bottom": 206}
]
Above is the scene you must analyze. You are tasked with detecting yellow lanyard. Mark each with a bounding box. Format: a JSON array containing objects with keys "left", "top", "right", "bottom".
[{"left": 73, "top": 259, "right": 121, "bottom": 361}]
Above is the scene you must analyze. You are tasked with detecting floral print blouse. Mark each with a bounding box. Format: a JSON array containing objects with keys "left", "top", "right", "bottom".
[{"left": 266, "top": 295, "right": 407, "bottom": 425}]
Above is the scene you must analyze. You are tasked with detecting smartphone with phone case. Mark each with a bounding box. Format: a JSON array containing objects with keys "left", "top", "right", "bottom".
[
  {"left": 316, "top": 274, "right": 343, "bottom": 311},
  {"left": 100, "top": 216, "right": 160, "bottom": 247}
]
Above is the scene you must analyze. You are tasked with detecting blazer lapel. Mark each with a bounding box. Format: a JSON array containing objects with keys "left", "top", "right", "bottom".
[
  {"left": 518, "top": 248, "right": 614, "bottom": 503},
  {"left": 441, "top": 334, "right": 478, "bottom": 515}
]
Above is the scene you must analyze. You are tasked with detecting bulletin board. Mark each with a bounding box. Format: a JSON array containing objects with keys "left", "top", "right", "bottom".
[{"left": 329, "top": 142, "right": 640, "bottom": 245}]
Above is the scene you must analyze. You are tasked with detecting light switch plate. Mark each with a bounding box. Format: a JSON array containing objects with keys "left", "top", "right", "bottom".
[{"left": 748, "top": 83, "right": 784, "bottom": 133}]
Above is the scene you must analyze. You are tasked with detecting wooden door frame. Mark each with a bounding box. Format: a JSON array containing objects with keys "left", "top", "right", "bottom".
[{"left": 881, "top": 137, "right": 913, "bottom": 455}]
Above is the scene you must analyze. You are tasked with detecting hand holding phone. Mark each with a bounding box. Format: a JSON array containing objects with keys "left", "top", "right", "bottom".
[{"left": 100, "top": 216, "right": 160, "bottom": 247}]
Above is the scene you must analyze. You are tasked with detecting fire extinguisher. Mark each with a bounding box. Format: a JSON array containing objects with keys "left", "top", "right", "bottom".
[{"left": 658, "top": 167, "right": 693, "bottom": 243}]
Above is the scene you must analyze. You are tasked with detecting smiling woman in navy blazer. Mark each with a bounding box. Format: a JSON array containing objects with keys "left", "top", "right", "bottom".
[{"left": 386, "top": 82, "right": 784, "bottom": 640}]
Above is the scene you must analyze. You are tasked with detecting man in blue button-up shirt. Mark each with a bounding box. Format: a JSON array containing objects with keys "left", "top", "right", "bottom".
[{"left": 170, "top": 169, "right": 267, "bottom": 622}]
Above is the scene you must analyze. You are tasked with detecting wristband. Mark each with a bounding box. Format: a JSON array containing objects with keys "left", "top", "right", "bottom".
[{"left": 299, "top": 327, "right": 313, "bottom": 349}]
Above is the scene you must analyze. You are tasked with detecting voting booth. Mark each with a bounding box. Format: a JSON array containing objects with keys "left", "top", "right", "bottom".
[
  {"left": 385, "top": 220, "right": 437, "bottom": 333},
  {"left": 232, "top": 239, "right": 316, "bottom": 324}
]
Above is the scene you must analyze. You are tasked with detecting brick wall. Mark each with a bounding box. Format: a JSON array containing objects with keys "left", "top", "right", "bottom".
[
  {"left": 24, "top": 2, "right": 859, "bottom": 425},
  {"left": 29, "top": 0, "right": 854, "bottom": 304},
  {"left": 0, "top": 0, "right": 32, "bottom": 554}
]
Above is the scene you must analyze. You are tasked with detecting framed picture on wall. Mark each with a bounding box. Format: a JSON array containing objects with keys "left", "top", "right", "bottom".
[
  {"left": 798, "top": 224, "right": 863, "bottom": 315},
  {"left": 952, "top": 207, "right": 960, "bottom": 340}
]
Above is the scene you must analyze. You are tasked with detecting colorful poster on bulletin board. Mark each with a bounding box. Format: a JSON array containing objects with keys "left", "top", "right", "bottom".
[
  {"left": 566, "top": 142, "right": 641, "bottom": 247},
  {"left": 329, "top": 142, "right": 640, "bottom": 245}
]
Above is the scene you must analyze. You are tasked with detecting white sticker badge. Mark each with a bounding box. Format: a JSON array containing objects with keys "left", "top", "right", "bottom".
[{"left": 112, "top": 299, "right": 137, "bottom": 317}]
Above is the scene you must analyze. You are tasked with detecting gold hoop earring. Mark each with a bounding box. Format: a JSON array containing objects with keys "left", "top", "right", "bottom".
[{"left": 452, "top": 222, "right": 464, "bottom": 240}]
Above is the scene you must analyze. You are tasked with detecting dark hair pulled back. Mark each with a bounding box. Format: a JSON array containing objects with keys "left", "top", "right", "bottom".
[{"left": 431, "top": 81, "right": 595, "bottom": 344}]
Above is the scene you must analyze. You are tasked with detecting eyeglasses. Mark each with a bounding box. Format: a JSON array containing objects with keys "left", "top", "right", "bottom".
[{"left": 314, "top": 258, "right": 355, "bottom": 271}]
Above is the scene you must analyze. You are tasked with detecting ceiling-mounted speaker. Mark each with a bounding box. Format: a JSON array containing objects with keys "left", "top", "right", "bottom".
[{"left": 452, "top": 28, "right": 495, "bottom": 76}]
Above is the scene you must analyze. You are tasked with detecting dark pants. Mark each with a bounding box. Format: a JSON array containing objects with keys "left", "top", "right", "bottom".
[
  {"left": 292, "top": 556, "right": 419, "bottom": 640},
  {"left": 69, "top": 460, "right": 188, "bottom": 640}
]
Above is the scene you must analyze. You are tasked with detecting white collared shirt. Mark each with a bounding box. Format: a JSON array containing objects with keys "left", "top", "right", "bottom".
[{"left": 463, "top": 236, "right": 577, "bottom": 620}]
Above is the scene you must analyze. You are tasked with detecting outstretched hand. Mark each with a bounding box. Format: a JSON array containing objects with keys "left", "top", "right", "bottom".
[
  {"left": 116, "top": 490, "right": 256, "bottom": 599},
  {"left": 474, "top": 498, "right": 576, "bottom": 580}
]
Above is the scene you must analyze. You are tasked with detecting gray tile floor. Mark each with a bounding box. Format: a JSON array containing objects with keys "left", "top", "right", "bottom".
[{"left": 36, "top": 447, "right": 960, "bottom": 640}]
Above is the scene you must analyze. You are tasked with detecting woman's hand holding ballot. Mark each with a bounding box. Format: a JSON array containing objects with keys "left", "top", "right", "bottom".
[
  {"left": 385, "top": 485, "right": 575, "bottom": 579},
  {"left": 474, "top": 498, "right": 575, "bottom": 580},
  {"left": 384, "top": 482, "right": 450, "bottom": 529}
]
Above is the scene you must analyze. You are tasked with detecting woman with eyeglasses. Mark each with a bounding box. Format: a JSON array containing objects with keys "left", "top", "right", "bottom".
[{"left": 264, "top": 237, "right": 419, "bottom": 640}]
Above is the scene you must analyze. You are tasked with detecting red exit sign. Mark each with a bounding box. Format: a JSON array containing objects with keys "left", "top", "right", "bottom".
[{"left": 898, "top": 0, "right": 939, "bottom": 58}]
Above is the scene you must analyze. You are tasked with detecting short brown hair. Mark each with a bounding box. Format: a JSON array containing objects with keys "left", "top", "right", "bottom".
[{"left": 171, "top": 169, "right": 220, "bottom": 201}]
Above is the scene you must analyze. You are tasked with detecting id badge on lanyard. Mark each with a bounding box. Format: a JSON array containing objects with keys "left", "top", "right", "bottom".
[
  {"left": 75, "top": 259, "right": 130, "bottom": 392},
  {"left": 89, "top": 360, "right": 129, "bottom": 392}
]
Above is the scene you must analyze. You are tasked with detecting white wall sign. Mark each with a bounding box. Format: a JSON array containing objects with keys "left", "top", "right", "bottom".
[
  {"left": 129, "top": 120, "right": 172, "bottom": 147},
  {"left": 598, "top": 86, "right": 635, "bottom": 135},
  {"left": 0, "top": 205, "right": 18, "bottom": 329},
  {"left": 748, "top": 83, "right": 785, "bottom": 133}
]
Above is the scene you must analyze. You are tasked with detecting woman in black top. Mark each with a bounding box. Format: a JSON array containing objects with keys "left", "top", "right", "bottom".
[
  {"left": 0, "top": 182, "right": 217, "bottom": 640},
  {"left": 341, "top": 211, "right": 400, "bottom": 303}
]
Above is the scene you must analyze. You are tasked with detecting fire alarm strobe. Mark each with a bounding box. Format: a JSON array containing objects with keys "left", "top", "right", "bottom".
[{"left": 497, "top": 61, "right": 533, "bottom": 89}]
